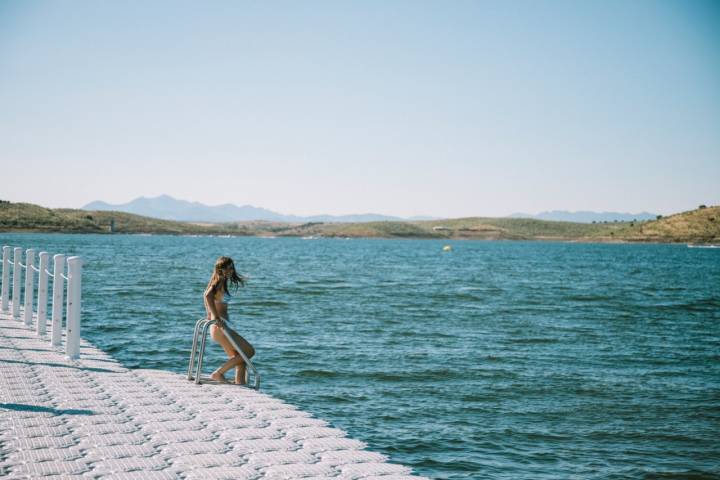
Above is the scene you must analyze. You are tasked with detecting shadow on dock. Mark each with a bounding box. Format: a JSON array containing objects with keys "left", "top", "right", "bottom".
[
  {"left": 0, "top": 357, "right": 117, "bottom": 373},
  {"left": 0, "top": 403, "right": 94, "bottom": 416}
]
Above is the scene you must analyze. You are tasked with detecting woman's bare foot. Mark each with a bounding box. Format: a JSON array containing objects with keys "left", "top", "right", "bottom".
[{"left": 210, "top": 370, "right": 229, "bottom": 383}]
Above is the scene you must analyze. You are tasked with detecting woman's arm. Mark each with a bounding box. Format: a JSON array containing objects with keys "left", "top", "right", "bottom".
[{"left": 204, "top": 283, "right": 220, "bottom": 321}]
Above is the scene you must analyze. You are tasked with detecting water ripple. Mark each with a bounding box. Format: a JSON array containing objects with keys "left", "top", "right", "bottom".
[{"left": 2, "top": 234, "right": 719, "bottom": 479}]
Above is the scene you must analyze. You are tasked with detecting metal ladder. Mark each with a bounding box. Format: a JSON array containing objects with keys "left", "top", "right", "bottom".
[{"left": 187, "top": 318, "right": 260, "bottom": 389}]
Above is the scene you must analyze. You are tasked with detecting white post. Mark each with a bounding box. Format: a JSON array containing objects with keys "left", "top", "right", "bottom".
[
  {"left": 1, "top": 246, "right": 10, "bottom": 312},
  {"left": 23, "top": 249, "right": 36, "bottom": 326},
  {"left": 12, "top": 247, "right": 22, "bottom": 319},
  {"left": 50, "top": 254, "right": 65, "bottom": 347},
  {"left": 37, "top": 252, "right": 50, "bottom": 336},
  {"left": 65, "top": 256, "right": 82, "bottom": 359}
]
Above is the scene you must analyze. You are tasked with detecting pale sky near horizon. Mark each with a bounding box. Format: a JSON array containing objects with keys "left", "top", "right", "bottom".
[{"left": 1, "top": 0, "right": 719, "bottom": 218}]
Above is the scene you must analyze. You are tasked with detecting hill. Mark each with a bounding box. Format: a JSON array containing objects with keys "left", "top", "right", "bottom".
[
  {"left": 614, "top": 206, "right": 720, "bottom": 243},
  {"left": 1, "top": 201, "right": 718, "bottom": 244},
  {"left": 508, "top": 210, "right": 658, "bottom": 223},
  {"left": 0, "top": 202, "right": 245, "bottom": 235},
  {"left": 294, "top": 216, "right": 638, "bottom": 241}
]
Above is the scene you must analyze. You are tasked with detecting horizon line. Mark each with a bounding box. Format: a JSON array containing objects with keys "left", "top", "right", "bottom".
[{"left": 2, "top": 194, "right": 706, "bottom": 220}]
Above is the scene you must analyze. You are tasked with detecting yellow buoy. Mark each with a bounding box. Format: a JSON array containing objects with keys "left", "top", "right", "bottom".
[{"left": 443, "top": 245, "right": 453, "bottom": 252}]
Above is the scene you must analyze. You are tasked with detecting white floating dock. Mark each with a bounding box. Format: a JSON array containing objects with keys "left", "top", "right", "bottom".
[{"left": 0, "top": 311, "right": 427, "bottom": 479}]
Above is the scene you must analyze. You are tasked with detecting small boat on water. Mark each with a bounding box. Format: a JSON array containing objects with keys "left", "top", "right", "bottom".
[{"left": 687, "top": 244, "right": 720, "bottom": 248}]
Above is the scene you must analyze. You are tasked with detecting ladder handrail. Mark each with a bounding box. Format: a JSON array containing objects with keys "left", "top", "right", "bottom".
[
  {"left": 187, "top": 318, "right": 260, "bottom": 390},
  {"left": 187, "top": 318, "right": 207, "bottom": 380}
]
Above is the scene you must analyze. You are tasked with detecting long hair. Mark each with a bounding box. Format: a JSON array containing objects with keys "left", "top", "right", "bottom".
[{"left": 207, "top": 256, "right": 246, "bottom": 297}]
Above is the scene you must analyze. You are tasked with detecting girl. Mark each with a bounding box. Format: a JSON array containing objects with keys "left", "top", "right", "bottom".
[{"left": 203, "top": 256, "right": 255, "bottom": 384}]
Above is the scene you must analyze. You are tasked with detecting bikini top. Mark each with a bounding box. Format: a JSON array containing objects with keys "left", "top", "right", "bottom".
[{"left": 220, "top": 291, "right": 231, "bottom": 305}]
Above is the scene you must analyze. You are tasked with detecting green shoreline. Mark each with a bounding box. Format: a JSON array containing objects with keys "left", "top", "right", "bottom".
[{"left": 1, "top": 202, "right": 718, "bottom": 244}]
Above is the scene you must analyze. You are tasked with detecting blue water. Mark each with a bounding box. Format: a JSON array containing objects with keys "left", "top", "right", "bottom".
[{"left": 2, "top": 233, "right": 720, "bottom": 479}]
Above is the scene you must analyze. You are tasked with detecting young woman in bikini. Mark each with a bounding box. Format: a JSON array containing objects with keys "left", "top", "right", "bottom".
[{"left": 203, "top": 256, "right": 255, "bottom": 385}]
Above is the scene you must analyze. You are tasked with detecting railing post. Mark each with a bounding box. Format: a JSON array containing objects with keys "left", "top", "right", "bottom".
[
  {"left": 23, "top": 249, "right": 36, "bottom": 326},
  {"left": 65, "top": 256, "right": 82, "bottom": 359},
  {"left": 50, "top": 254, "right": 65, "bottom": 347},
  {"left": 1, "top": 246, "right": 10, "bottom": 312},
  {"left": 12, "top": 247, "right": 22, "bottom": 319},
  {"left": 37, "top": 252, "right": 50, "bottom": 336}
]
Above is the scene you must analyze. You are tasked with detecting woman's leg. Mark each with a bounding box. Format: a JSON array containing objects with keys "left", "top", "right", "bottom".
[
  {"left": 209, "top": 325, "right": 255, "bottom": 384},
  {"left": 227, "top": 329, "right": 255, "bottom": 385},
  {"left": 211, "top": 324, "right": 238, "bottom": 357},
  {"left": 211, "top": 355, "right": 244, "bottom": 383},
  {"left": 209, "top": 324, "right": 239, "bottom": 382}
]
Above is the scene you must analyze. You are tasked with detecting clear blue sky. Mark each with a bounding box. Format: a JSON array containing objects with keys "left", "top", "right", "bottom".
[{"left": 1, "top": 0, "right": 718, "bottom": 217}]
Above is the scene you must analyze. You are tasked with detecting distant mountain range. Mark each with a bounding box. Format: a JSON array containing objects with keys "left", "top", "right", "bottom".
[
  {"left": 508, "top": 210, "right": 658, "bottom": 223},
  {"left": 82, "top": 195, "right": 438, "bottom": 223},
  {"left": 82, "top": 196, "right": 660, "bottom": 224}
]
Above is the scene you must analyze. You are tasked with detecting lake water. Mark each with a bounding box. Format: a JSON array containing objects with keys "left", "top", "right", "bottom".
[{"left": 1, "top": 233, "right": 719, "bottom": 479}]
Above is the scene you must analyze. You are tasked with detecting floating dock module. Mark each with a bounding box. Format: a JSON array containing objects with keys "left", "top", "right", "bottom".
[{"left": 0, "top": 311, "right": 427, "bottom": 479}]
